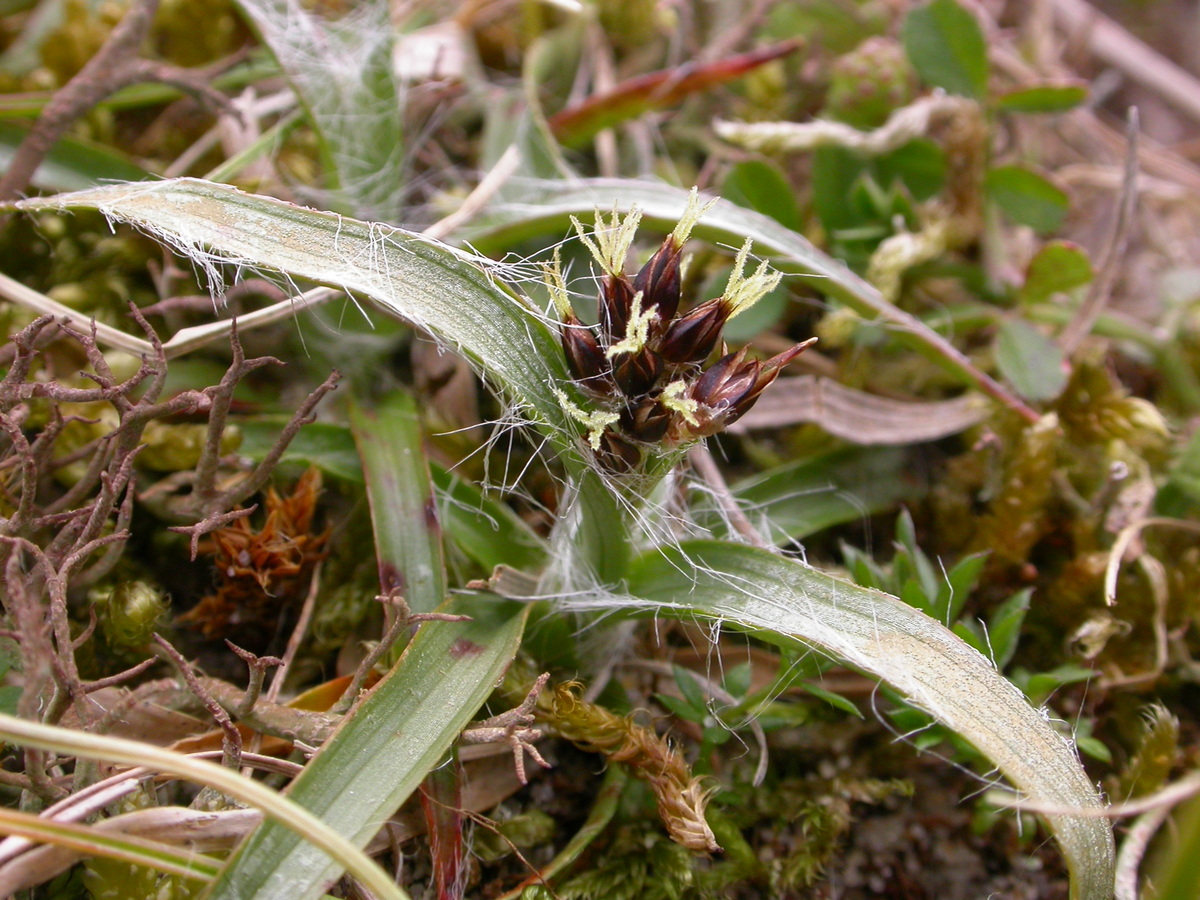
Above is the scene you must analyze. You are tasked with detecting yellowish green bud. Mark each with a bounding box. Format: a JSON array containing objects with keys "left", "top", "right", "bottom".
[{"left": 94, "top": 580, "right": 167, "bottom": 650}]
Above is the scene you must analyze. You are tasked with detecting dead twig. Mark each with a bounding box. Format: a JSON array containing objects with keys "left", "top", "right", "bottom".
[
  {"left": 330, "top": 593, "right": 471, "bottom": 717},
  {"left": 192, "top": 321, "right": 282, "bottom": 506},
  {"left": 200, "top": 367, "right": 342, "bottom": 515},
  {"left": 461, "top": 673, "right": 551, "bottom": 785},
  {"left": 0, "top": 0, "right": 234, "bottom": 204},
  {"left": 687, "top": 444, "right": 771, "bottom": 550},
  {"left": 1050, "top": 0, "right": 1200, "bottom": 129},
  {"left": 225, "top": 643, "right": 284, "bottom": 718},
  {"left": 266, "top": 561, "right": 323, "bottom": 704},
  {"left": 82, "top": 658, "right": 159, "bottom": 695},
  {"left": 153, "top": 635, "right": 242, "bottom": 772},
  {"left": 1059, "top": 109, "right": 1140, "bottom": 355},
  {"left": 169, "top": 506, "right": 257, "bottom": 562}
]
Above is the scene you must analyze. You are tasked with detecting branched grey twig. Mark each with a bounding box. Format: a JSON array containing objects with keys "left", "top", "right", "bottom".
[
  {"left": 0, "top": 0, "right": 238, "bottom": 205},
  {"left": 153, "top": 634, "right": 242, "bottom": 772},
  {"left": 225, "top": 642, "right": 284, "bottom": 718},
  {"left": 461, "top": 673, "right": 551, "bottom": 785}
]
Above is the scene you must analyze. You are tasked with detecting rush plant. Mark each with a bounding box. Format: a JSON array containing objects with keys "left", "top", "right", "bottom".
[{"left": 0, "top": 176, "right": 1114, "bottom": 900}]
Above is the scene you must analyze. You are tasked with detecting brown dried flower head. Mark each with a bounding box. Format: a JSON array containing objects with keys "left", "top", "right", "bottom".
[
  {"left": 181, "top": 467, "right": 329, "bottom": 643},
  {"left": 553, "top": 191, "right": 815, "bottom": 471}
]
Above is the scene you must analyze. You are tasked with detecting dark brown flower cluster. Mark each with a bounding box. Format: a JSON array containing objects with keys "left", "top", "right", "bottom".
[{"left": 552, "top": 199, "right": 814, "bottom": 472}]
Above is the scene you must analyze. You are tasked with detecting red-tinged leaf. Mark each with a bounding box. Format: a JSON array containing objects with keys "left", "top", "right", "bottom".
[
  {"left": 1018, "top": 241, "right": 1093, "bottom": 304},
  {"left": 422, "top": 761, "right": 465, "bottom": 900},
  {"left": 549, "top": 40, "right": 802, "bottom": 148}
]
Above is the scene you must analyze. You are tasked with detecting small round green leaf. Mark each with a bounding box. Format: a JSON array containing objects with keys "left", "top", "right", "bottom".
[
  {"left": 902, "top": 0, "right": 990, "bottom": 99},
  {"left": 721, "top": 159, "right": 803, "bottom": 233},
  {"left": 1019, "top": 241, "right": 1093, "bottom": 304},
  {"left": 875, "top": 138, "right": 947, "bottom": 201},
  {"left": 996, "top": 318, "right": 1067, "bottom": 401},
  {"left": 985, "top": 165, "right": 1069, "bottom": 235}
]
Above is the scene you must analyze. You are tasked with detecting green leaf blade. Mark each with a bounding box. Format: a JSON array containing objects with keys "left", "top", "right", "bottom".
[
  {"left": 624, "top": 541, "right": 1115, "bottom": 900},
  {"left": 996, "top": 83, "right": 1089, "bottom": 113},
  {"left": 721, "top": 159, "right": 803, "bottom": 233},
  {"left": 0, "top": 121, "right": 150, "bottom": 192},
  {"left": 205, "top": 597, "right": 528, "bottom": 900},
  {"left": 985, "top": 165, "right": 1070, "bottom": 234},
  {"left": 903, "top": 0, "right": 990, "bottom": 99},
  {"left": 1019, "top": 241, "right": 1093, "bottom": 305},
  {"left": 11, "top": 178, "right": 582, "bottom": 459},
  {"left": 996, "top": 318, "right": 1068, "bottom": 402},
  {"left": 351, "top": 391, "right": 447, "bottom": 613},
  {"left": 234, "top": 0, "right": 406, "bottom": 218}
]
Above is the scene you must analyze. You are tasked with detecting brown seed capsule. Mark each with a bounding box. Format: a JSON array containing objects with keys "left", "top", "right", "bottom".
[
  {"left": 597, "top": 429, "right": 642, "bottom": 472},
  {"left": 691, "top": 348, "right": 755, "bottom": 406},
  {"left": 621, "top": 397, "right": 671, "bottom": 443},
  {"left": 560, "top": 316, "right": 613, "bottom": 395},
  {"left": 659, "top": 298, "right": 730, "bottom": 365},
  {"left": 683, "top": 349, "right": 763, "bottom": 438},
  {"left": 611, "top": 346, "right": 663, "bottom": 398},
  {"left": 723, "top": 339, "right": 815, "bottom": 425},
  {"left": 599, "top": 274, "right": 636, "bottom": 343},
  {"left": 634, "top": 235, "right": 683, "bottom": 323}
]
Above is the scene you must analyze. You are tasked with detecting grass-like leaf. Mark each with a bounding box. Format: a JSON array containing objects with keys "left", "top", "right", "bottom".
[
  {"left": 0, "top": 807, "right": 221, "bottom": 885},
  {"left": 619, "top": 541, "right": 1115, "bottom": 900},
  {"left": 0, "top": 714, "right": 408, "bottom": 900},
  {"left": 8, "top": 178, "right": 583, "bottom": 459},
  {"left": 351, "top": 391, "right": 447, "bottom": 613},
  {"left": 206, "top": 596, "right": 528, "bottom": 900},
  {"left": 697, "top": 446, "right": 917, "bottom": 544},
  {"left": 0, "top": 121, "right": 149, "bottom": 191},
  {"left": 233, "top": 0, "right": 406, "bottom": 219}
]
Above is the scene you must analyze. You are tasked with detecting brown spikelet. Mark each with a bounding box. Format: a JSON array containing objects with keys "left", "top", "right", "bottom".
[
  {"left": 659, "top": 298, "right": 729, "bottom": 364},
  {"left": 611, "top": 347, "right": 663, "bottom": 397},
  {"left": 560, "top": 314, "right": 612, "bottom": 395},
  {"left": 634, "top": 235, "right": 684, "bottom": 322},
  {"left": 599, "top": 273, "right": 637, "bottom": 341}
]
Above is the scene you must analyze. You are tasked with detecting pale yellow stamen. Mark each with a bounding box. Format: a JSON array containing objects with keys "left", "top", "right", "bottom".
[
  {"left": 605, "top": 290, "right": 655, "bottom": 358},
  {"left": 570, "top": 205, "right": 643, "bottom": 276},
  {"left": 660, "top": 380, "right": 700, "bottom": 426},
  {"left": 724, "top": 238, "right": 783, "bottom": 318},
  {"left": 542, "top": 248, "right": 573, "bottom": 321},
  {"left": 670, "top": 187, "right": 718, "bottom": 248},
  {"left": 553, "top": 387, "right": 619, "bottom": 450}
]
